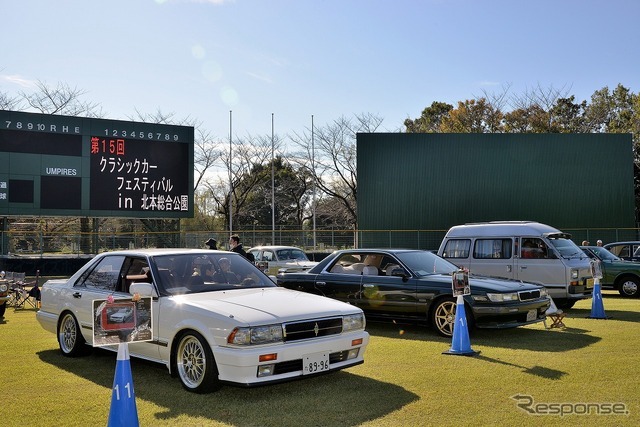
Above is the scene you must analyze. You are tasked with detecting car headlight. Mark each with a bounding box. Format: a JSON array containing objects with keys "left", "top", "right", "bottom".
[
  {"left": 539, "top": 288, "right": 549, "bottom": 297},
  {"left": 487, "top": 292, "right": 519, "bottom": 302},
  {"left": 343, "top": 313, "right": 366, "bottom": 332},
  {"left": 227, "top": 325, "right": 283, "bottom": 345},
  {"left": 0, "top": 284, "right": 7, "bottom": 292}
]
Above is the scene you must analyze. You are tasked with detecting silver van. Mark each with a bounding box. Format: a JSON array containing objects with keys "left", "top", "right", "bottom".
[{"left": 437, "top": 221, "right": 593, "bottom": 309}]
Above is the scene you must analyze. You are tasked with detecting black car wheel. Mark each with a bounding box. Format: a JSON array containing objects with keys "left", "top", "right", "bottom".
[
  {"left": 57, "top": 312, "right": 89, "bottom": 356},
  {"left": 175, "top": 331, "right": 221, "bottom": 393},
  {"left": 618, "top": 277, "right": 640, "bottom": 298},
  {"left": 431, "top": 298, "right": 457, "bottom": 337}
]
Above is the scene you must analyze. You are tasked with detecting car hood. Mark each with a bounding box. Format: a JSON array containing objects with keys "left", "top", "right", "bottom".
[
  {"left": 422, "top": 273, "right": 541, "bottom": 292},
  {"left": 171, "top": 287, "right": 358, "bottom": 325}
]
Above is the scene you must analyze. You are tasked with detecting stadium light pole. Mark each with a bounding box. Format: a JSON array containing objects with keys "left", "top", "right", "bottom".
[
  {"left": 312, "top": 115, "right": 316, "bottom": 250},
  {"left": 271, "top": 113, "right": 275, "bottom": 244},
  {"left": 229, "top": 110, "right": 233, "bottom": 236}
]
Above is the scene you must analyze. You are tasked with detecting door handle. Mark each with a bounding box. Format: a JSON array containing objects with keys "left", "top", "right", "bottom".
[
  {"left": 520, "top": 266, "right": 527, "bottom": 270},
  {"left": 316, "top": 282, "right": 326, "bottom": 286},
  {"left": 363, "top": 284, "right": 374, "bottom": 288}
]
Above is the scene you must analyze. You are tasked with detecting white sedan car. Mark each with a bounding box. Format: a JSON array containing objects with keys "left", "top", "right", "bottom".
[
  {"left": 36, "top": 249, "right": 369, "bottom": 393},
  {"left": 248, "top": 246, "right": 318, "bottom": 275}
]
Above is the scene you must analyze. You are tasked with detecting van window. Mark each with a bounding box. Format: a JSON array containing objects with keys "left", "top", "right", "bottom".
[
  {"left": 442, "top": 239, "right": 471, "bottom": 258},
  {"left": 473, "top": 239, "right": 512, "bottom": 259}
]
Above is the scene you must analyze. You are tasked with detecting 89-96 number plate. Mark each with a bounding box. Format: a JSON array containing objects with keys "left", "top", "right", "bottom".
[{"left": 303, "top": 352, "right": 330, "bottom": 375}]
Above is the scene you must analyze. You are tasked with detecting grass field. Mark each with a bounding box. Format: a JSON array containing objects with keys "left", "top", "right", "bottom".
[{"left": 1, "top": 292, "right": 638, "bottom": 427}]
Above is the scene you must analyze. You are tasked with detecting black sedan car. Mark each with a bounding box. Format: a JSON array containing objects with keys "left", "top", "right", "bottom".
[{"left": 277, "top": 249, "right": 551, "bottom": 337}]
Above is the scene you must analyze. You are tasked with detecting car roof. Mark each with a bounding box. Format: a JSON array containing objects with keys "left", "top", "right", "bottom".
[
  {"left": 603, "top": 241, "right": 640, "bottom": 246},
  {"left": 95, "top": 248, "right": 238, "bottom": 257},
  {"left": 444, "top": 221, "right": 563, "bottom": 238},
  {"left": 249, "top": 246, "right": 306, "bottom": 251}
]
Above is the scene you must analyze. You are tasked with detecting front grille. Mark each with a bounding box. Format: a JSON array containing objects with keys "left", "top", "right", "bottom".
[
  {"left": 518, "top": 290, "right": 541, "bottom": 301},
  {"left": 283, "top": 317, "right": 343, "bottom": 342}
]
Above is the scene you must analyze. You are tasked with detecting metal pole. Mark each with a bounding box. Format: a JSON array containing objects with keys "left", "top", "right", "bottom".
[
  {"left": 312, "top": 115, "right": 317, "bottom": 250},
  {"left": 271, "top": 113, "right": 275, "bottom": 245},
  {"left": 229, "top": 110, "right": 233, "bottom": 235}
]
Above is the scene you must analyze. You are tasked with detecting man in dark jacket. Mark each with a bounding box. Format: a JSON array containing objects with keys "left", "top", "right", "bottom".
[{"left": 229, "top": 234, "right": 254, "bottom": 262}]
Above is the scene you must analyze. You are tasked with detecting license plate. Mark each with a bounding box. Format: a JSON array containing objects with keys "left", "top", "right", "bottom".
[
  {"left": 526, "top": 309, "right": 537, "bottom": 322},
  {"left": 303, "top": 352, "right": 330, "bottom": 375},
  {"left": 586, "top": 278, "right": 594, "bottom": 288}
]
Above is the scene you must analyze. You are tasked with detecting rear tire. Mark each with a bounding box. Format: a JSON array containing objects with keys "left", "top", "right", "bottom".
[
  {"left": 58, "top": 312, "right": 89, "bottom": 356},
  {"left": 175, "top": 331, "right": 221, "bottom": 393}
]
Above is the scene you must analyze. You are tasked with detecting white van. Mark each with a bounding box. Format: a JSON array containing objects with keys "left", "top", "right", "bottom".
[{"left": 437, "top": 221, "right": 593, "bottom": 308}]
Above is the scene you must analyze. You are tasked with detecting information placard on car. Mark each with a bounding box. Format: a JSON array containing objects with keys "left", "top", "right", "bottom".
[{"left": 92, "top": 296, "right": 152, "bottom": 346}]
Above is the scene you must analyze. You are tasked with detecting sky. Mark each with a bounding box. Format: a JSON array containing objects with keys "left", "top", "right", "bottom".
[{"left": 1, "top": 0, "right": 639, "bottom": 142}]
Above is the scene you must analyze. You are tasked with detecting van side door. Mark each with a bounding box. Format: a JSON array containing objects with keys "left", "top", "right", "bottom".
[{"left": 468, "top": 238, "right": 515, "bottom": 280}]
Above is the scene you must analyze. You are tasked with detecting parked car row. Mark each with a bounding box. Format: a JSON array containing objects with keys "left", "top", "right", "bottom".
[{"left": 33, "top": 223, "right": 640, "bottom": 394}]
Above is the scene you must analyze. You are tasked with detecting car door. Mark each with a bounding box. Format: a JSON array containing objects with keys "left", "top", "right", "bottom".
[
  {"left": 514, "top": 237, "right": 565, "bottom": 288},
  {"left": 121, "top": 256, "right": 160, "bottom": 361},
  {"left": 359, "top": 255, "right": 419, "bottom": 317},
  {"left": 70, "top": 255, "right": 126, "bottom": 343},
  {"left": 313, "top": 254, "right": 366, "bottom": 305},
  {"left": 468, "top": 238, "right": 516, "bottom": 280}
]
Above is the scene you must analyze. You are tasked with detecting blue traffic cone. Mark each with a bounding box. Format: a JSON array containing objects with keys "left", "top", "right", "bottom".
[
  {"left": 443, "top": 295, "right": 480, "bottom": 356},
  {"left": 107, "top": 343, "right": 139, "bottom": 427},
  {"left": 587, "top": 278, "right": 610, "bottom": 319}
]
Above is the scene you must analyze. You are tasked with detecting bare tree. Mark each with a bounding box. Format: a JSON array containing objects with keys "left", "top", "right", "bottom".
[
  {"left": 21, "top": 80, "right": 103, "bottom": 117},
  {"left": 290, "top": 113, "right": 384, "bottom": 228},
  {"left": 205, "top": 133, "right": 285, "bottom": 230},
  {"left": 0, "top": 90, "right": 21, "bottom": 110}
]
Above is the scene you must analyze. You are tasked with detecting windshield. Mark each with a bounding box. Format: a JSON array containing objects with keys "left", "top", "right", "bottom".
[
  {"left": 590, "top": 246, "right": 621, "bottom": 261},
  {"left": 548, "top": 237, "right": 585, "bottom": 258},
  {"left": 396, "top": 251, "right": 458, "bottom": 278},
  {"left": 276, "top": 249, "right": 309, "bottom": 261},
  {"left": 151, "top": 252, "right": 275, "bottom": 296}
]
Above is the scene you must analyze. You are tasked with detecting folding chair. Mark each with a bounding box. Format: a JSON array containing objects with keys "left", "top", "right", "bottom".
[
  {"left": 543, "top": 296, "right": 566, "bottom": 329},
  {"left": 11, "top": 272, "right": 40, "bottom": 310}
]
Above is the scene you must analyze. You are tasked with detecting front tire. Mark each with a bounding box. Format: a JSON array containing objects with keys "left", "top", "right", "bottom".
[
  {"left": 175, "top": 331, "right": 220, "bottom": 393},
  {"left": 57, "top": 312, "right": 89, "bottom": 356},
  {"left": 431, "top": 298, "right": 457, "bottom": 337},
  {"left": 618, "top": 277, "right": 640, "bottom": 298}
]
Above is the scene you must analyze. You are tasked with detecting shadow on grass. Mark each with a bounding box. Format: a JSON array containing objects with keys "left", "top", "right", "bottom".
[
  {"left": 365, "top": 320, "right": 601, "bottom": 352},
  {"left": 37, "top": 348, "right": 418, "bottom": 426},
  {"left": 475, "top": 355, "right": 567, "bottom": 380}
]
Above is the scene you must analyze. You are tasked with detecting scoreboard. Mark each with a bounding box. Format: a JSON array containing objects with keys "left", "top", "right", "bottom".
[{"left": 0, "top": 110, "right": 194, "bottom": 218}]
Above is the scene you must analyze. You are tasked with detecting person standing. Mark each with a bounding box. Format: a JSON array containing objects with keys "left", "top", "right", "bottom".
[
  {"left": 205, "top": 238, "right": 217, "bottom": 250},
  {"left": 229, "top": 234, "right": 254, "bottom": 262}
]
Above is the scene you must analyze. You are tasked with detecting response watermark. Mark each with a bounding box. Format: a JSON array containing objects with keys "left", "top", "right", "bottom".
[{"left": 511, "top": 394, "right": 629, "bottom": 417}]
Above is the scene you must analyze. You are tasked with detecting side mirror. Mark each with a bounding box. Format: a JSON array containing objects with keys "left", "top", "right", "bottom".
[
  {"left": 390, "top": 267, "right": 408, "bottom": 278},
  {"left": 129, "top": 282, "right": 158, "bottom": 298}
]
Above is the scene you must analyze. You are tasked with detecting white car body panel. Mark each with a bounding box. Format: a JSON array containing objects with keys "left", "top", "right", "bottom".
[{"left": 36, "top": 249, "right": 368, "bottom": 389}]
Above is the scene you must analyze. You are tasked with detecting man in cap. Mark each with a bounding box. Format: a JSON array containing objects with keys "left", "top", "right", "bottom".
[{"left": 205, "top": 238, "right": 217, "bottom": 250}]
